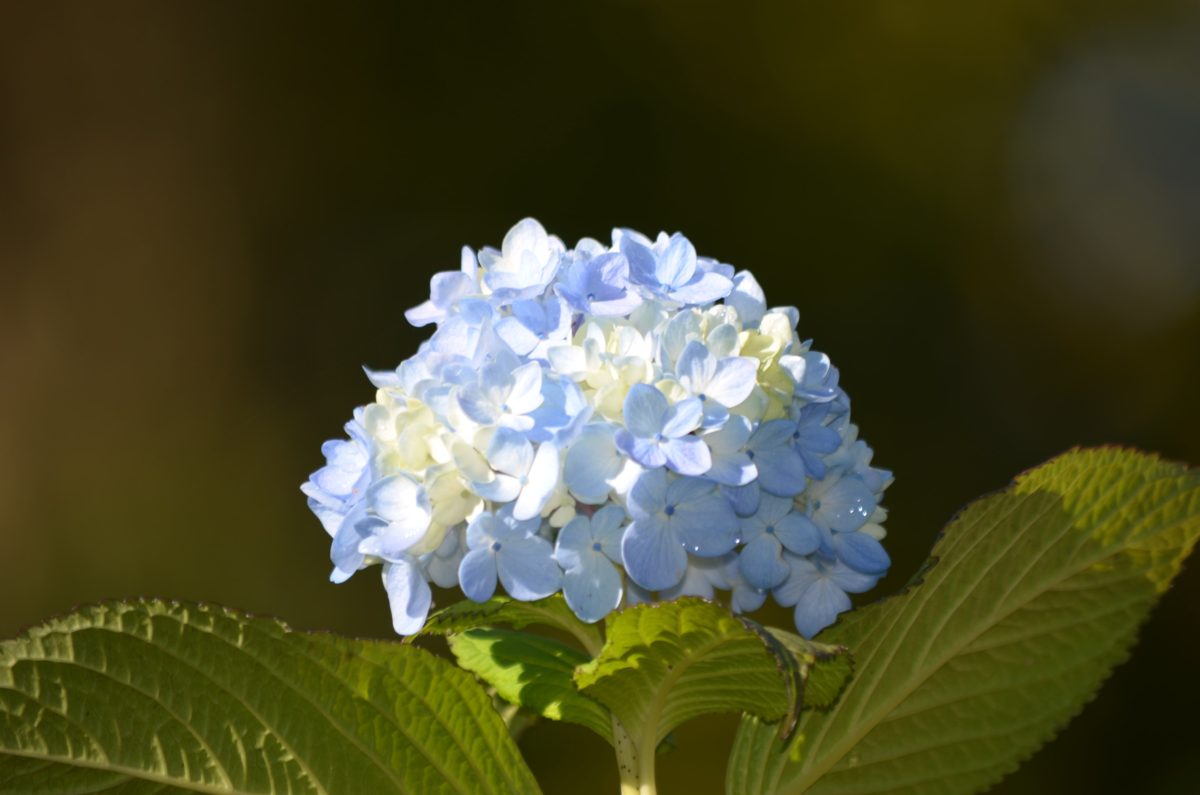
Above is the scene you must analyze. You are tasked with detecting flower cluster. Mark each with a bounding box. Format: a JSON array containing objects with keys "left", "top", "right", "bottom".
[{"left": 303, "top": 219, "right": 892, "bottom": 638}]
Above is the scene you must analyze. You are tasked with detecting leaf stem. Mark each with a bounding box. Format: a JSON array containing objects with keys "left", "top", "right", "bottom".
[{"left": 613, "top": 717, "right": 655, "bottom": 795}]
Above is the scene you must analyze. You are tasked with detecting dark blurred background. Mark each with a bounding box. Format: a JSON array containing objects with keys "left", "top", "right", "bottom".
[{"left": 2, "top": 2, "right": 1198, "bottom": 793}]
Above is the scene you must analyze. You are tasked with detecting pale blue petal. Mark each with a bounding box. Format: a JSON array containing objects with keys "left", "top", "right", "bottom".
[
  {"left": 663, "top": 436, "right": 712, "bottom": 476},
  {"left": 590, "top": 504, "right": 626, "bottom": 540},
  {"left": 307, "top": 497, "right": 344, "bottom": 537},
  {"left": 594, "top": 250, "right": 630, "bottom": 288},
  {"left": 727, "top": 271, "right": 766, "bottom": 327},
  {"left": 656, "top": 233, "right": 697, "bottom": 288},
  {"left": 623, "top": 579, "right": 654, "bottom": 607},
  {"left": 489, "top": 505, "right": 540, "bottom": 539},
  {"left": 471, "top": 473, "right": 522, "bottom": 502},
  {"left": 465, "top": 512, "right": 496, "bottom": 549},
  {"left": 706, "top": 323, "right": 740, "bottom": 357},
  {"left": 458, "top": 547, "right": 498, "bottom": 602},
  {"left": 505, "top": 362, "right": 545, "bottom": 415},
  {"left": 731, "top": 583, "right": 767, "bottom": 614},
  {"left": 554, "top": 516, "right": 592, "bottom": 569},
  {"left": 862, "top": 466, "right": 892, "bottom": 494},
  {"left": 669, "top": 271, "right": 733, "bottom": 304},
  {"left": 487, "top": 428, "right": 534, "bottom": 478},
  {"left": 756, "top": 494, "right": 794, "bottom": 524},
  {"left": 623, "top": 383, "right": 668, "bottom": 438},
  {"left": 405, "top": 300, "right": 442, "bottom": 327},
  {"left": 497, "top": 536, "right": 562, "bottom": 601},
  {"left": 701, "top": 258, "right": 733, "bottom": 279},
  {"left": 330, "top": 504, "right": 371, "bottom": 578},
  {"left": 496, "top": 411, "right": 536, "bottom": 433},
  {"left": 676, "top": 341, "right": 715, "bottom": 395},
  {"left": 673, "top": 493, "right": 738, "bottom": 556},
  {"left": 705, "top": 451, "right": 756, "bottom": 486},
  {"left": 755, "top": 447, "right": 808, "bottom": 497},
  {"left": 383, "top": 558, "right": 432, "bottom": 636},
  {"left": 829, "top": 560, "right": 882, "bottom": 594},
  {"left": 368, "top": 475, "right": 431, "bottom": 539},
  {"left": 564, "top": 425, "right": 622, "bottom": 503},
  {"left": 627, "top": 468, "right": 668, "bottom": 519},
  {"left": 661, "top": 557, "right": 723, "bottom": 600},
  {"left": 832, "top": 531, "right": 891, "bottom": 575},
  {"left": 562, "top": 555, "right": 623, "bottom": 623},
  {"left": 622, "top": 516, "right": 687, "bottom": 590},
  {"left": 591, "top": 505, "right": 628, "bottom": 564},
  {"left": 531, "top": 377, "right": 590, "bottom": 447},
  {"left": 661, "top": 397, "right": 704, "bottom": 438},
  {"left": 459, "top": 245, "right": 477, "bottom": 276},
  {"left": 503, "top": 218, "right": 548, "bottom": 257},
  {"left": 699, "top": 401, "right": 730, "bottom": 429},
  {"left": 619, "top": 235, "right": 658, "bottom": 285},
  {"left": 313, "top": 449, "right": 366, "bottom": 495},
  {"left": 495, "top": 316, "right": 539, "bottom": 356},
  {"left": 703, "top": 356, "right": 758, "bottom": 407},
  {"left": 591, "top": 292, "right": 643, "bottom": 316},
  {"left": 616, "top": 430, "right": 668, "bottom": 469},
  {"left": 358, "top": 523, "right": 426, "bottom": 562},
  {"left": 511, "top": 298, "right": 554, "bottom": 335},
  {"left": 430, "top": 270, "right": 473, "bottom": 305},
  {"left": 738, "top": 535, "right": 790, "bottom": 589},
  {"left": 750, "top": 418, "right": 796, "bottom": 449},
  {"left": 772, "top": 554, "right": 821, "bottom": 606},
  {"left": 430, "top": 316, "right": 474, "bottom": 356},
  {"left": 775, "top": 513, "right": 822, "bottom": 556},
  {"left": 723, "top": 482, "right": 761, "bottom": 517},
  {"left": 665, "top": 473, "right": 717, "bottom": 505},
  {"left": 362, "top": 365, "right": 403, "bottom": 388},
  {"left": 323, "top": 436, "right": 363, "bottom": 478},
  {"left": 793, "top": 578, "right": 852, "bottom": 639},
  {"left": 818, "top": 477, "right": 877, "bottom": 533},
  {"left": 512, "top": 443, "right": 560, "bottom": 520},
  {"left": 423, "top": 529, "right": 463, "bottom": 589},
  {"left": 456, "top": 385, "right": 498, "bottom": 425}
]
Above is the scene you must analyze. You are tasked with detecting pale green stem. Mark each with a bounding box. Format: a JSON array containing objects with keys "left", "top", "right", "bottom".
[
  {"left": 572, "top": 612, "right": 654, "bottom": 794},
  {"left": 614, "top": 717, "right": 654, "bottom": 795}
]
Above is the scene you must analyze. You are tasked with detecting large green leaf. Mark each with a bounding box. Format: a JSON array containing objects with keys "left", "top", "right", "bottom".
[
  {"left": 447, "top": 629, "right": 612, "bottom": 741},
  {"left": 0, "top": 600, "right": 540, "bottom": 794},
  {"left": 727, "top": 447, "right": 1200, "bottom": 795}
]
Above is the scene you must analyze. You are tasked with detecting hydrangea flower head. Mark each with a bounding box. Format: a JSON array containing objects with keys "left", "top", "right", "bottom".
[{"left": 304, "top": 219, "right": 893, "bottom": 638}]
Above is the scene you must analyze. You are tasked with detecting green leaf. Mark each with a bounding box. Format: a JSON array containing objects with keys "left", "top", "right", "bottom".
[
  {"left": 421, "top": 595, "right": 602, "bottom": 655},
  {"left": 727, "top": 447, "right": 1200, "bottom": 795},
  {"left": 576, "top": 598, "right": 797, "bottom": 751},
  {"left": 447, "top": 629, "right": 612, "bottom": 742},
  {"left": 0, "top": 600, "right": 541, "bottom": 794}
]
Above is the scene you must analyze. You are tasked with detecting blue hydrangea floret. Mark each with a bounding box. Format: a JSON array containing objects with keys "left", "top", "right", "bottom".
[{"left": 303, "top": 219, "right": 893, "bottom": 638}]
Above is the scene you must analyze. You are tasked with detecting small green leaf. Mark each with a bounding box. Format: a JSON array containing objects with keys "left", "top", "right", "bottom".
[
  {"left": 0, "top": 600, "right": 541, "bottom": 794},
  {"left": 447, "top": 628, "right": 613, "bottom": 741},
  {"left": 421, "top": 595, "right": 602, "bottom": 655},
  {"left": 575, "top": 598, "right": 795, "bottom": 749},
  {"left": 727, "top": 447, "right": 1200, "bottom": 795}
]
